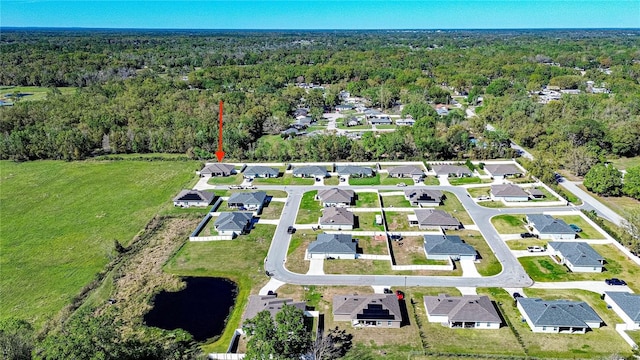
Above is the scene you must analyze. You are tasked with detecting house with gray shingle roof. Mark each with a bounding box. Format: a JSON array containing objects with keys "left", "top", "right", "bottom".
[
  {"left": 432, "top": 164, "right": 472, "bottom": 178},
  {"left": 409, "top": 209, "right": 461, "bottom": 230},
  {"left": 293, "top": 166, "right": 328, "bottom": 178},
  {"left": 491, "top": 184, "right": 529, "bottom": 202},
  {"left": 547, "top": 242, "right": 604, "bottom": 272},
  {"left": 227, "top": 191, "right": 267, "bottom": 214},
  {"left": 319, "top": 207, "right": 355, "bottom": 230},
  {"left": 306, "top": 233, "right": 358, "bottom": 259},
  {"left": 200, "top": 163, "right": 236, "bottom": 177},
  {"left": 242, "top": 295, "right": 307, "bottom": 323},
  {"left": 484, "top": 163, "right": 524, "bottom": 179},
  {"left": 526, "top": 214, "right": 576, "bottom": 240},
  {"left": 388, "top": 165, "right": 424, "bottom": 179},
  {"left": 317, "top": 188, "right": 355, "bottom": 207},
  {"left": 333, "top": 294, "right": 402, "bottom": 328},
  {"left": 243, "top": 166, "right": 279, "bottom": 179},
  {"left": 604, "top": 292, "right": 640, "bottom": 330},
  {"left": 517, "top": 298, "right": 602, "bottom": 333},
  {"left": 404, "top": 189, "right": 444, "bottom": 206},
  {"left": 336, "top": 165, "right": 374, "bottom": 178},
  {"left": 214, "top": 212, "right": 253, "bottom": 236},
  {"left": 423, "top": 234, "right": 476, "bottom": 260},
  {"left": 424, "top": 294, "right": 501, "bottom": 329},
  {"left": 173, "top": 190, "right": 215, "bottom": 207}
]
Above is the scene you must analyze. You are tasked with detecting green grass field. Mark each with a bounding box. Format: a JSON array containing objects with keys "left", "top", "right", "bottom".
[
  {"left": 253, "top": 174, "right": 314, "bottom": 185},
  {"left": 491, "top": 214, "right": 526, "bottom": 234},
  {"left": 349, "top": 174, "right": 381, "bottom": 186},
  {"left": 355, "top": 192, "right": 380, "bottom": 207},
  {"left": 0, "top": 86, "right": 76, "bottom": 101},
  {"left": 296, "top": 190, "right": 321, "bottom": 224},
  {"left": 448, "top": 177, "right": 486, "bottom": 185},
  {"left": 0, "top": 160, "right": 198, "bottom": 326}
]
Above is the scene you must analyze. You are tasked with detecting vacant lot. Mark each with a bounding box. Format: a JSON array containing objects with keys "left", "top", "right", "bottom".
[
  {"left": 380, "top": 194, "right": 412, "bottom": 208},
  {"left": 355, "top": 192, "right": 380, "bottom": 207},
  {"left": 448, "top": 177, "right": 490, "bottom": 186},
  {"left": 296, "top": 190, "right": 321, "bottom": 224},
  {"left": 467, "top": 186, "right": 491, "bottom": 198},
  {"left": 391, "top": 236, "right": 450, "bottom": 266},
  {"left": 0, "top": 160, "right": 198, "bottom": 326},
  {"left": 354, "top": 212, "right": 385, "bottom": 231},
  {"left": 323, "top": 259, "right": 390, "bottom": 274},
  {"left": 491, "top": 214, "right": 526, "bottom": 234},
  {"left": 441, "top": 192, "right": 473, "bottom": 225},
  {"left": 259, "top": 201, "right": 284, "bottom": 219},
  {"left": 253, "top": 173, "right": 314, "bottom": 185},
  {"left": 380, "top": 174, "right": 413, "bottom": 185},
  {"left": 553, "top": 215, "right": 604, "bottom": 239},
  {"left": 285, "top": 230, "right": 316, "bottom": 274},
  {"left": 385, "top": 211, "right": 412, "bottom": 231},
  {"left": 324, "top": 176, "right": 340, "bottom": 186},
  {"left": 357, "top": 235, "right": 388, "bottom": 255},
  {"left": 349, "top": 174, "right": 380, "bottom": 185},
  {"left": 506, "top": 239, "right": 548, "bottom": 250},
  {"left": 165, "top": 224, "right": 276, "bottom": 352},
  {"left": 478, "top": 288, "right": 632, "bottom": 359}
]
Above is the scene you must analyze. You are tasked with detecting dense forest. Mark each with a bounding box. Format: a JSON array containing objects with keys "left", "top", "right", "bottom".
[{"left": 1, "top": 29, "right": 639, "bottom": 166}]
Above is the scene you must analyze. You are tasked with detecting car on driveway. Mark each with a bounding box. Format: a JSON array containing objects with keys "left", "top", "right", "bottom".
[
  {"left": 527, "top": 246, "right": 545, "bottom": 252},
  {"left": 520, "top": 233, "right": 538, "bottom": 238},
  {"left": 477, "top": 195, "right": 490, "bottom": 200},
  {"left": 569, "top": 224, "right": 582, "bottom": 232},
  {"left": 605, "top": 278, "right": 627, "bottom": 286},
  {"left": 287, "top": 226, "right": 296, "bottom": 234},
  {"left": 396, "top": 183, "right": 407, "bottom": 187}
]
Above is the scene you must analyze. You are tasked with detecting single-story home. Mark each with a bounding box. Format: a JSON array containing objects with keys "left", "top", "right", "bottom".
[
  {"left": 336, "top": 165, "right": 375, "bottom": 178},
  {"left": 227, "top": 191, "right": 268, "bottom": 214},
  {"left": 388, "top": 165, "right": 424, "bottom": 179},
  {"left": 491, "top": 184, "right": 529, "bottom": 202},
  {"left": 517, "top": 298, "right": 602, "bottom": 333},
  {"left": 423, "top": 234, "right": 476, "bottom": 261},
  {"left": 603, "top": 292, "right": 640, "bottom": 330},
  {"left": 333, "top": 294, "right": 402, "bottom": 328},
  {"left": 306, "top": 233, "right": 358, "bottom": 259},
  {"left": 436, "top": 105, "right": 449, "bottom": 116},
  {"left": 424, "top": 294, "right": 501, "bottom": 329},
  {"left": 409, "top": 209, "right": 461, "bottom": 230},
  {"left": 214, "top": 212, "right": 253, "bottom": 236},
  {"left": 200, "top": 163, "right": 236, "bottom": 177},
  {"left": 484, "top": 164, "right": 524, "bottom": 179},
  {"left": 526, "top": 214, "right": 576, "bottom": 240},
  {"left": 431, "top": 164, "right": 472, "bottom": 178},
  {"left": 242, "top": 295, "right": 307, "bottom": 323},
  {"left": 319, "top": 207, "right": 355, "bottom": 230},
  {"left": 547, "top": 241, "right": 604, "bottom": 273},
  {"left": 281, "top": 128, "right": 304, "bottom": 137},
  {"left": 528, "top": 188, "right": 545, "bottom": 199},
  {"left": 173, "top": 189, "right": 215, "bottom": 207},
  {"left": 317, "top": 188, "right": 355, "bottom": 207},
  {"left": 404, "top": 189, "right": 444, "bottom": 206},
  {"left": 292, "top": 166, "right": 329, "bottom": 178},
  {"left": 396, "top": 118, "right": 415, "bottom": 126},
  {"left": 369, "top": 117, "right": 393, "bottom": 125},
  {"left": 335, "top": 104, "right": 354, "bottom": 112},
  {"left": 363, "top": 109, "right": 384, "bottom": 118},
  {"left": 293, "top": 108, "right": 308, "bottom": 117},
  {"left": 243, "top": 166, "right": 279, "bottom": 179},
  {"left": 292, "top": 117, "right": 313, "bottom": 129}
]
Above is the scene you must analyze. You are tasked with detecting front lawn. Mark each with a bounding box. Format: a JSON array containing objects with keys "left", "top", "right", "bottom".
[
  {"left": 207, "top": 173, "right": 244, "bottom": 185},
  {"left": 355, "top": 192, "right": 380, "bottom": 208},
  {"left": 349, "top": 174, "right": 381, "bottom": 185},
  {"left": 446, "top": 230, "right": 502, "bottom": 276},
  {"left": 296, "top": 190, "right": 321, "bottom": 224},
  {"left": 380, "top": 195, "right": 412, "bottom": 208},
  {"left": 380, "top": 175, "right": 413, "bottom": 185},
  {"left": 491, "top": 214, "right": 526, "bottom": 234},
  {"left": 448, "top": 177, "right": 487, "bottom": 185},
  {"left": 467, "top": 186, "right": 491, "bottom": 198}
]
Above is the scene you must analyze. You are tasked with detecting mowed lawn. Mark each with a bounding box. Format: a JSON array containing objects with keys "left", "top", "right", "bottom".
[{"left": 0, "top": 160, "right": 198, "bottom": 325}]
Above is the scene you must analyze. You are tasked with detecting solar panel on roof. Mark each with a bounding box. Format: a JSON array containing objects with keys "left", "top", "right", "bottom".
[
  {"left": 357, "top": 304, "right": 396, "bottom": 320},
  {"left": 180, "top": 193, "right": 203, "bottom": 201}
]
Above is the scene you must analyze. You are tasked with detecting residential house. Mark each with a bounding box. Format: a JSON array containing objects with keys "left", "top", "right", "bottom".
[
  {"left": 336, "top": 165, "right": 374, "bottom": 178},
  {"left": 306, "top": 233, "right": 358, "bottom": 259},
  {"left": 319, "top": 207, "right": 355, "bottom": 230},
  {"left": 227, "top": 191, "right": 268, "bottom": 214},
  {"left": 409, "top": 209, "right": 461, "bottom": 230},
  {"left": 388, "top": 165, "right": 424, "bottom": 179},
  {"left": 200, "top": 163, "right": 236, "bottom": 177},
  {"left": 292, "top": 117, "right": 313, "bottom": 130},
  {"left": 317, "top": 188, "right": 355, "bottom": 207},
  {"left": 432, "top": 164, "right": 472, "bottom": 178},
  {"left": 363, "top": 109, "right": 384, "bottom": 118},
  {"left": 281, "top": 128, "right": 303, "bottom": 137},
  {"left": 526, "top": 214, "right": 576, "bottom": 240},
  {"left": 242, "top": 295, "right": 307, "bottom": 323},
  {"left": 528, "top": 188, "right": 545, "bottom": 199},
  {"left": 214, "top": 212, "right": 253, "bottom": 236},
  {"left": 547, "top": 242, "right": 604, "bottom": 273},
  {"left": 243, "top": 166, "right": 279, "bottom": 179},
  {"left": 423, "top": 294, "right": 501, "bottom": 329},
  {"left": 335, "top": 104, "right": 354, "bottom": 112},
  {"left": 293, "top": 108, "right": 308, "bottom": 118},
  {"left": 423, "top": 234, "right": 476, "bottom": 260},
  {"left": 333, "top": 294, "right": 402, "bottom": 328},
  {"left": 436, "top": 106, "right": 449, "bottom": 116},
  {"left": 517, "top": 298, "right": 602, "bottom": 333},
  {"left": 491, "top": 184, "right": 529, "bottom": 202},
  {"left": 404, "top": 189, "right": 444, "bottom": 206},
  {"left": 603, "top": 292, "right": 640, "bottom": 330},
  {"left": 369, "top": 117, "right": 393, "bottom": 125},
  {"left": 292, "top": 166, "right": 329, "bottom": 178},
  {"left": 484, "top": 164, "right": 524, "bottom": 179},
  {"left": 173, "top": 190, "right": 215, "bottom": 207},
  {"left": 395, "top": 118, "right": 415, "bottom": 126}
]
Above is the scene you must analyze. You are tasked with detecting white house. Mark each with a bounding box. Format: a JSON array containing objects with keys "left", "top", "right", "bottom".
[
  {"left": 173, "top": 190, "right": 215, "bottom": 207},
  {"left": 604, "top": 292, "right": 640, "bottom": 330}
]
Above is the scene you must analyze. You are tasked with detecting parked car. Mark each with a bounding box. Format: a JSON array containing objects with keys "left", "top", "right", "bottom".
[
  {"left": 395, "top": 290, "right": 405, "bottom": 300},
  {"left": 229, "top": 185, "right": 244, "bottom": 189},
  {"left": 383, "top": 288, "right": 393, "bottom": 294},
  {"left": 477, "top": 195, "right": 490, "bottom": 200},
  {"left": 605, "top": 278, "right": 627, "bottom": 286},
  {"left": 396, "top": 183, "right": 407, "bottom": 187},
  {"left": 520, "top": 233, "right": 537, "bottom": 238},
  {"left": 512, "top": 292, "right": 522, "bottom": 299},
  {"left": 287, "top": 226, "right": 296, "bottom": 234},
  {"left": 569, "top": 224, "right": 582, "bottom": 232},
  {"left": 389, "top": 234, "right": 403, "bottom": 241},
  {"left": 527, "top": 246, "right": 545, "bottom": 252}
]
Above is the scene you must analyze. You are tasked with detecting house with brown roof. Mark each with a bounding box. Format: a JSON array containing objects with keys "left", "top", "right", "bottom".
[
  {"left": 388, "top": 165, "right": 424, "bottom": 179},
  {"left": 424, "top": 294, "right": 501, "bottom": 329},
  {"left": 408, "top": 209, "right": 461, "bottom": 230},
  {"left": 491, "top": 184, "right": 529, "bottom": 202},
  {"left": 200, "top": 163, "right": 236, "bottom": 177},
  {"left": 173, "top": 190, "right": 215, "bottom": 207},
  {"left": 317, "top": 188, "right": 355, "bottom": 207},
  {"left": 484, "top": 163, "right": 524, "bottom": 180},
  {"left": 242, "top": 295, "right": 307, "bottom": 323},
  {"left": 432, "top": 164, "right": 472, "bottom": 178},
  {"left": 333, "top": 294, "right": 403, "bottom": 328},
  {"left": 404, "top": 189, "right": 444, "bottom": 206},
  {"left": 319, "top": 207, "right": 355, "bottom": 230}
]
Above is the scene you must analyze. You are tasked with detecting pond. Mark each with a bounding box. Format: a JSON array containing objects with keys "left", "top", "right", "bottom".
[{"left": 144, "top": 277, "right": 238, "bottom": 342}]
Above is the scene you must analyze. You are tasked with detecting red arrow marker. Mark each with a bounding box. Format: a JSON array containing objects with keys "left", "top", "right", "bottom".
[{"left": 215, "top": 100, "right": 225, "bottom": 162}]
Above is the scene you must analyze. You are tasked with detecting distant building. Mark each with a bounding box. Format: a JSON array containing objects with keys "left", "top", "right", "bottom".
[
  {"left": 388, "top": 165, "right": 424, "bottom": 179},
  {"left": 293, "top": 166, "right": 328, "bottom": 178},
  {"left": 243, "top": 166, "right": 279, "bottom": 179},
  {"left": 432, "top": 164, "right": 472, "bottom": 178},
  {"left": 200, "top": 163, "right": 236, "bottom": 177},
  {"left": 484, "top": 164, "right": 524, "bottom": 180}
]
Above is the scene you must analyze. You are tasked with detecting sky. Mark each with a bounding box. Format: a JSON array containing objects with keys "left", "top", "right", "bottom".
[{"left": 2, "top": 0, "right": 639, "bottom": 30}]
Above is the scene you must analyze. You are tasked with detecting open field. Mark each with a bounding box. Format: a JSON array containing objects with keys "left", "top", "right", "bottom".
[
  {"left": 0, "top": 160, "right": 198, "bottom": 325},
  {"left": 0, "top": 85, "right": 76, "bottom": 101},
  {"left": 380, "top": 194, "right": 412, "bottom": 208},
  {"left": 446, "top": 230, "right": 502, "bottom": 276},
  {"left": 578, "top": 184, "right": 640, "bottom": 217},
  {"left": 479, "top": 288, "right": 632, "bottom": 358},
  {"left": 553, "top": 215, "right": 604, "bottom": 239},
  {"left": 610, "top": 156, "right": 640, "bottom": 170},
  {"left": 355, "top": 192, "right": 380, "bottom": 208},
  {"left": 165, "top": 224, "right": 276, "bottom": 352},
  {"left": 295, "top": 190, "right": 321, "bottom": 224},
  {"left": 519, "top": 244, "right": 640, "bottom": 291},
  {"left": 491, "top": 214, "right": 526, "bottom": 234}
]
